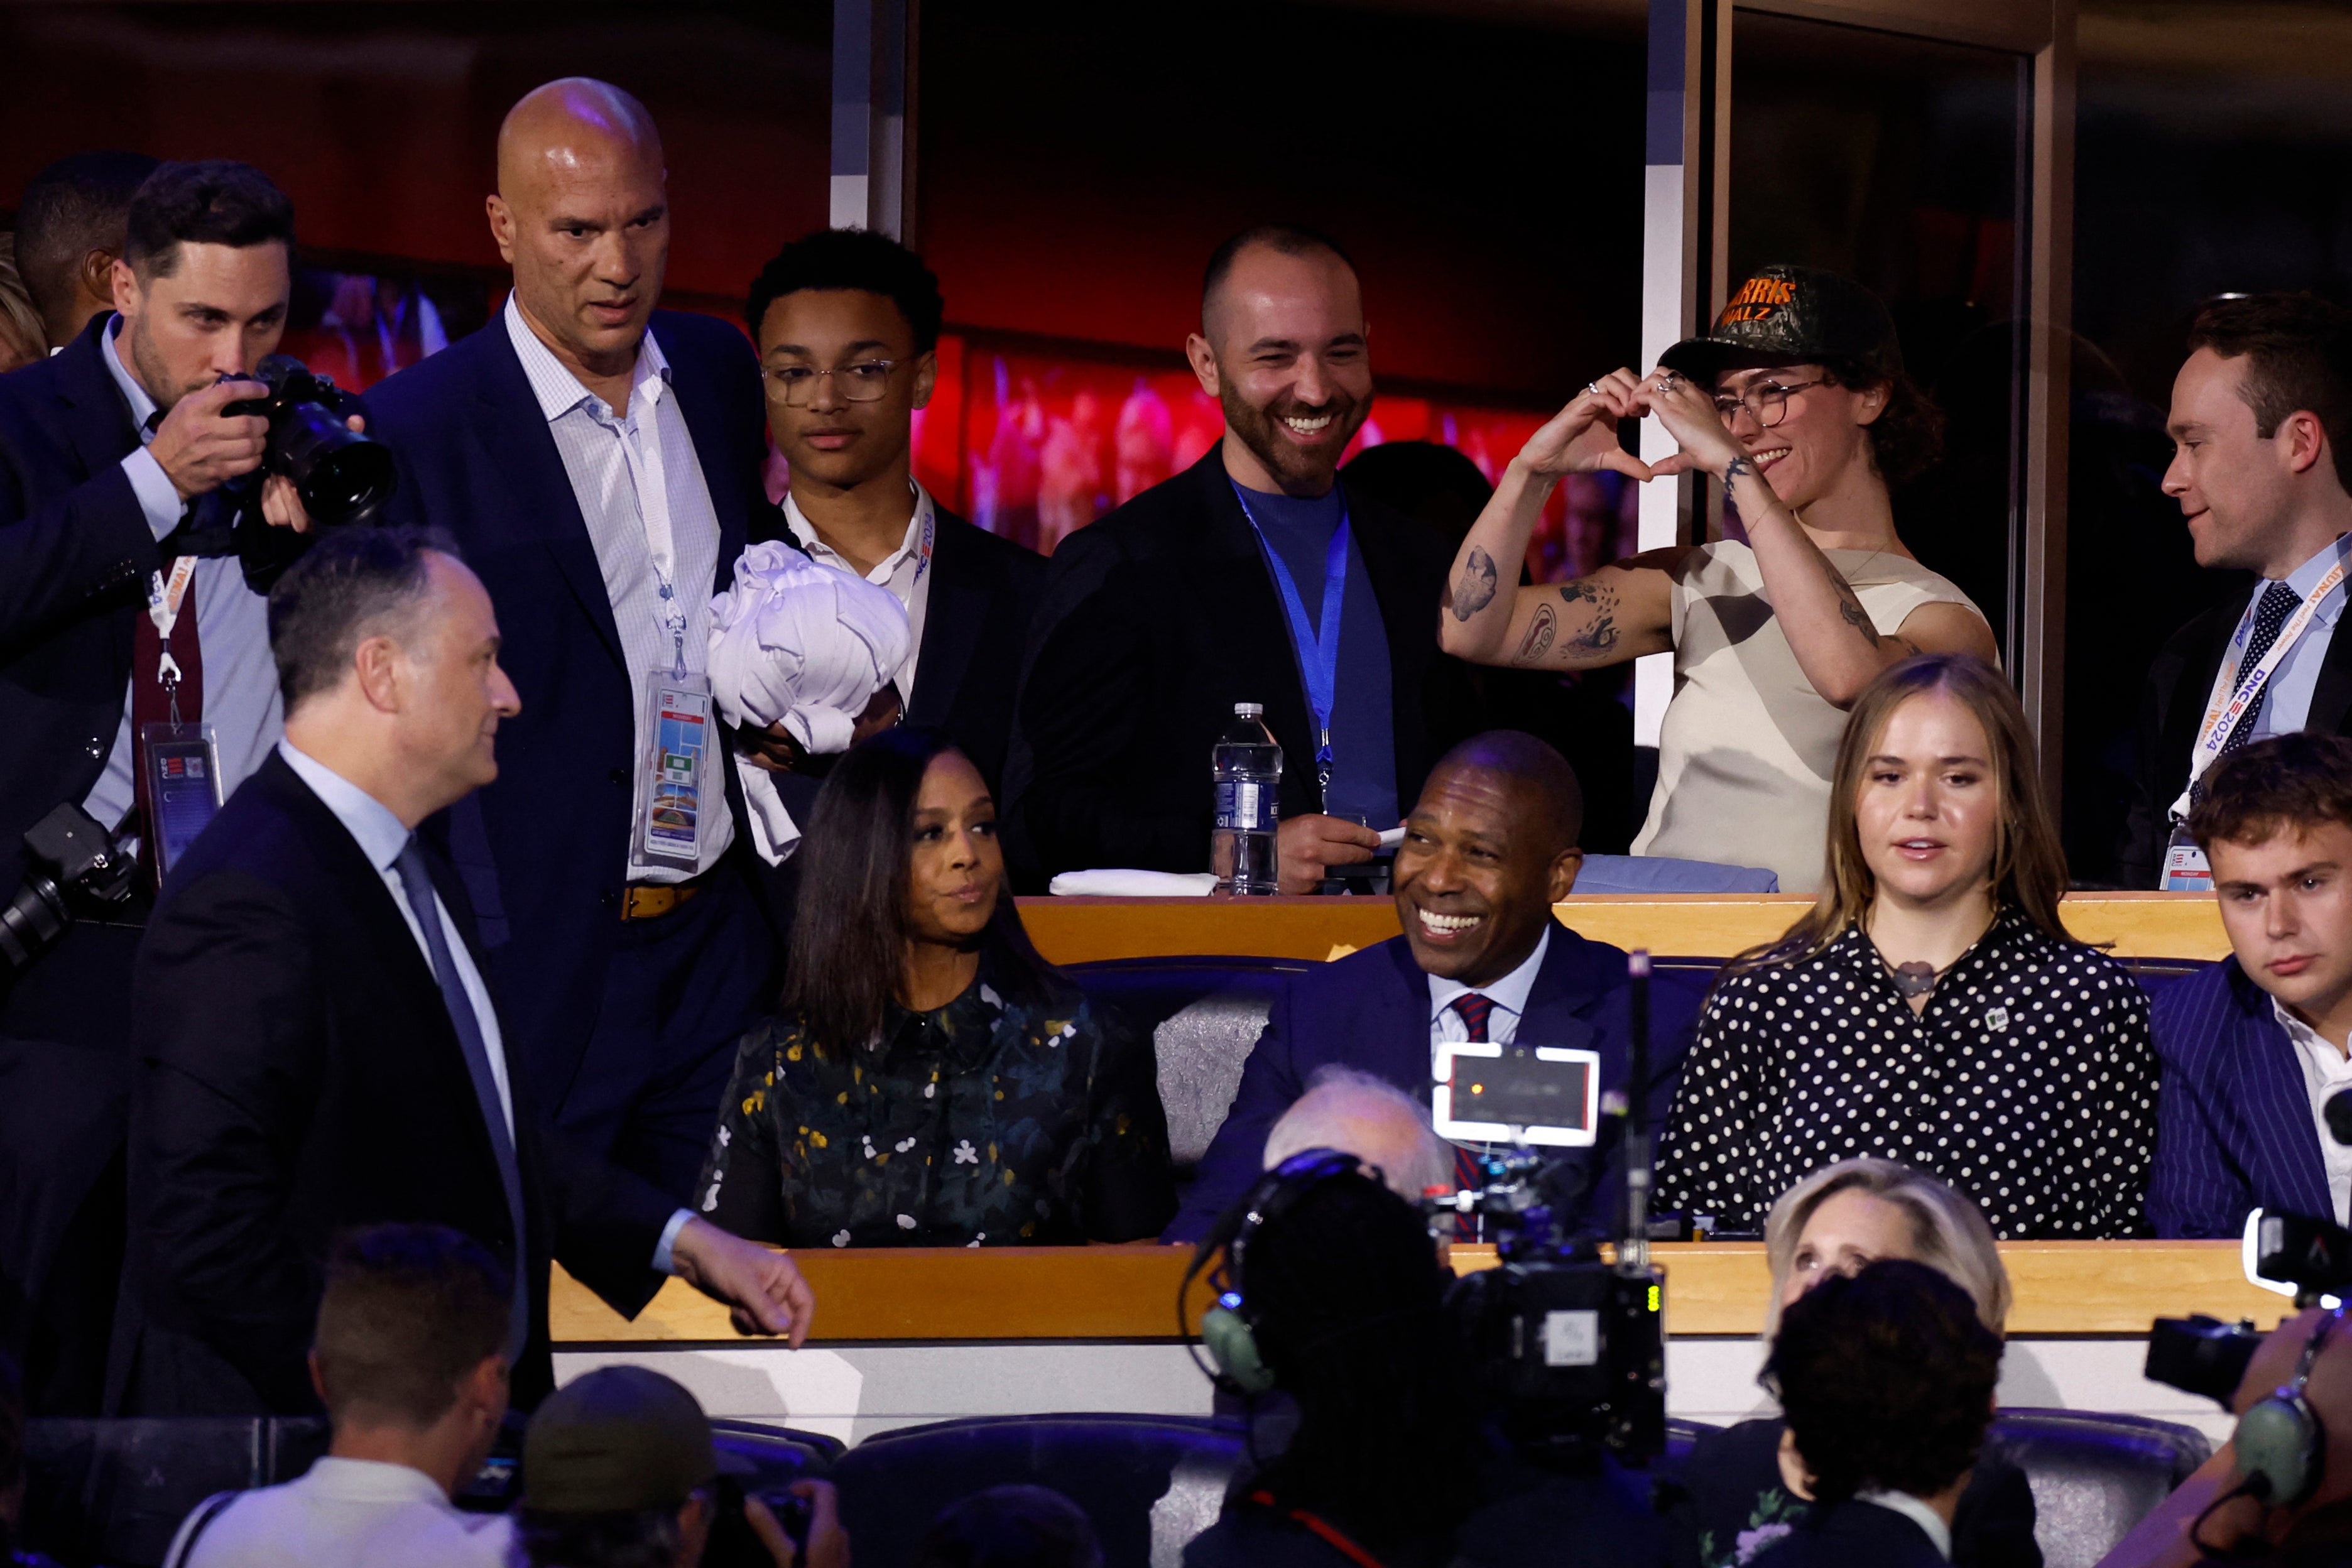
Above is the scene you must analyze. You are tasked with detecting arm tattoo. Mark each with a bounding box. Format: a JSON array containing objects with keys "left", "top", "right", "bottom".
[
  {"left": 1555, "top": 578, "right": 1623, "bottom": 665},
  {"left": 1724, "top": 454, "right": 1754, "bottom": 483},
  {"left": 1451, "top": 546, "right": 1499, "bottom": 622},
  {"left": 1516, "top": 602, "right": 1557, "bottom": 661}
]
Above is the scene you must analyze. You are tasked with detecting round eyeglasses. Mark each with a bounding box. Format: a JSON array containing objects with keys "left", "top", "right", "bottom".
[
  {"left": 761, "top": 359, "right": 901, "bottom": 407},
  {"left": 1712, "top": 377, "right": 1827, "bottom": 430}
]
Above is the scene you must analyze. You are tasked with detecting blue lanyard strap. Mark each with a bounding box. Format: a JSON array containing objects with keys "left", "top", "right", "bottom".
[{"left": 1229, "top": 481, "right": 1349, "bottom": 805}]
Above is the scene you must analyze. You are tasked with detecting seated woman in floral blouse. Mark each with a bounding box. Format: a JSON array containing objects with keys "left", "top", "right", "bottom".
[
  {"left": 1656, "top": 653, "right": 2157, "bottom": 1239},
  {"left": 696, "top": 728, "right": 1175, "bottom": 1247}
]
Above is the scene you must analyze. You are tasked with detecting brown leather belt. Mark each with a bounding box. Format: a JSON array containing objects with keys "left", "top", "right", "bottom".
[{"left": 620, "top": 878, "right": 705, "bottom": 922}]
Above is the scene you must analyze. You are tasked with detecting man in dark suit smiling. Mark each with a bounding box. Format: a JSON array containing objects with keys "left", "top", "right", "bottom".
[{"left": 1168, "top": 731, "right": 1700, "bottom": 1241}]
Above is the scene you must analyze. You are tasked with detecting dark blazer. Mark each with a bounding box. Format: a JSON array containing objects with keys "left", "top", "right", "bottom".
[
  {"left": 362, "top": 308, "right": 775, "bottom": 1098},
  {"left": 2121, "top": 587, "right": 2352, "bottom": 887},
  {"left": 1165, "top": 926, "right": 1702, "bottom": 1243},
  {"left": 1002, "top": 447, "right": 1481, "bottom": 886},
  {"left": 1752, "top": 1499, "right": 1951, "bottom": 1568},
  {"left": 119, "top": 751, "right": 676, "bottom": 1416},
  {"left": 905, "top": 506, "right": 1045, "bottom": 790},
  {"left": 0, "top": 312, "right": 172, "bottom": 898},
  {"left": 2150, "top": 956, "right": 2336, "bottom": 1238}
]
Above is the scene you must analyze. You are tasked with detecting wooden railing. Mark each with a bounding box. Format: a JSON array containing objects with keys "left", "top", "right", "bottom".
[
  {"left": 552, "top": 1239, "right": 2281, "bottom": 1344},
  {"left": 1013, "top": 893, "right": 2230, "bottom": 966}
]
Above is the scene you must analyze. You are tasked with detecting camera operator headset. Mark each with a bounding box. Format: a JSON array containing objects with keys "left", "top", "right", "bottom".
[
  {"left": 0, "top": 158, "right": 383, "bottom": 1415},
  {"left": 1180, "top": 1149, "right": 1485, "bottom": 1568},
  {"left": 2169, "top": 1306, "right": 2352, "bottom": 1563}
]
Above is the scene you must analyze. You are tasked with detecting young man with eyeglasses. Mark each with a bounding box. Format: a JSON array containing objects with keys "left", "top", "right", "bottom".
[
  {"left": 743, "top": 228, "right": 1043, "bottom": 792},
  {"left": 1437, "top": 264, "right": 1996, "bottom": 894}
]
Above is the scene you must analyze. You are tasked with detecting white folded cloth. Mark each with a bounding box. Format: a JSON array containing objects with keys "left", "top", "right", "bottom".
[
  {"left": 1048, "top": 869, "right": 1222, "bottom": 897},
  {"left": 707, "top": 540, "right": 912, "bottom": 865}
]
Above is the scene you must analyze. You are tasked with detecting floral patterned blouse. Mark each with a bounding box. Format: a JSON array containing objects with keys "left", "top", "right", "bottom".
[{"left": 694, "top": 947, "right": 1175, "bottom": 1247}]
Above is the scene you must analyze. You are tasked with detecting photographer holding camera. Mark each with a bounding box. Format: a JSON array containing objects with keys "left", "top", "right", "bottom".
[{"left": 0, "top": 156, "right": 354, "bottom": 1415}]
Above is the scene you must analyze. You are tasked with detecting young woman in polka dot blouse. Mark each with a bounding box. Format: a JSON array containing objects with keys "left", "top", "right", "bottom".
[{"left": 1657, "top": 655, "right": 2158, "bottom": 1239}]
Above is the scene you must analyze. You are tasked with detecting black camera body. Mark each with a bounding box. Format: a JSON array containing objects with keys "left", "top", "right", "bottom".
[
  {"left": 0, "top": 803, "right": 138, "bottom": 972},
  {"left": 222, "top": 355, "right": 396, "bottom": 528},
  {"left": 2147, "top": 1314, "right": 2265, "bottom": 1407},
  {"left": 1443, "top": 1201, "right": 1667, "bottom": 1462}
]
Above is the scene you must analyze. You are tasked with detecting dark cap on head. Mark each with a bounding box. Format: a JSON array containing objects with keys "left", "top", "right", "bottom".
[
  {"left": 522, "top": 1366, "right": 744, "bottom": 1513},
  {"left": 1662, "top": 264, "right": 1902, "bottom": 383}
]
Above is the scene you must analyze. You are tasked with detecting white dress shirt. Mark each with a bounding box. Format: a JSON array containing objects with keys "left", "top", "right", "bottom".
[
  {"left": 781, "top": 482, "right": 936, "bottom": 702},
  {"left": 1426, "top": 925, "right": 1553, "bottom": 1072},
  {"left": 503, "top": 294, "right": 731, "bottom": 882},
  {"left": 278, "top": 742, "right": 512, "bottom": 1135},
  {"left": 2275, "top": 997, "right": 2352, "bottom": 1226},
  {"left": 278, "top": 741, "right": 696, "bottom": 1270},
  {"left": 1854, "top": 1489, "right": 1954, "bottom": 1560},
  {"left": 168, "top": 1456, "right": 513, "bottom": 1568},
  {"left": 84, "top": 315, "right": 283, "bottom": 836},
  {"left": 2251, "top": 532, "right": 2352, "bottom": 741}
]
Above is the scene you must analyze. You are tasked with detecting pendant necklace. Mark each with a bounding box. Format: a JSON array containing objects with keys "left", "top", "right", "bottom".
[{"left": 1876, "top": 909, "right": 2000, "bottom": 1001}]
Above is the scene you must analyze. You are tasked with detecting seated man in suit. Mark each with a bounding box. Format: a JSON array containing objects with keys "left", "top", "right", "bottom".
[
  {"left": 744, "top": 227, "right": 1043, "bottom": 792},
  {"left": 121, "top": 528, "right": 812, "bottom": 1417},
  {"left": 1004, "top": 224, "right": 1482, "bottom": 893},
  {"left": 2152, "top": 730, "right": 2352, "bottom": 1237},
  {"left": 2121, "top": 292, "right": 2352, "bottom": 888},
  {"left": 1167, "top": 730, "right": 1702, "bottom": 1241},
  {"left": 1760, "top": 1260, "right": 2003, "bottom": 1568}
]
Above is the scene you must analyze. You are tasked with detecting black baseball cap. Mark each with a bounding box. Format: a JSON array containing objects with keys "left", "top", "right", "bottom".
[
  {"left": 1660, "top": 264, "right": 1903, "bottom": 383},
  {"left": 521, "top": 1366, "right": 753, "bottom": 1513}
]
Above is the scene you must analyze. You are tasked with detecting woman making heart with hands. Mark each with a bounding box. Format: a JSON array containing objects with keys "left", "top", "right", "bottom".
[{"left": 1437, "top": 264, "right": 1998, "bottom": 893}]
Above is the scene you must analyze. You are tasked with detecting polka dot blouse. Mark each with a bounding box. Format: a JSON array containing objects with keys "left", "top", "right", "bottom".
[{"left": 1656, "top": 906, "right": 2158, "bottom": 1239}]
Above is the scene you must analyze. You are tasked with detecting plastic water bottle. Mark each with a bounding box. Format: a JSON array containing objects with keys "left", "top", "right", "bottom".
[{"left": 1212, "top": 702, "right": 1283, "bottom": 896}]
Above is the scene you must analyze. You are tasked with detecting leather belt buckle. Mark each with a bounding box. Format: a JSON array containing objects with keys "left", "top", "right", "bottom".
[{"left": 619, "top": 881, "right": 703, "bottom": 922}]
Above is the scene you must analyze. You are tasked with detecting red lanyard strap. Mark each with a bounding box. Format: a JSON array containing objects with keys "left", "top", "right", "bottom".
[{"left": 1246, "top": 1489, "right": 1390, "bottom": 1568}]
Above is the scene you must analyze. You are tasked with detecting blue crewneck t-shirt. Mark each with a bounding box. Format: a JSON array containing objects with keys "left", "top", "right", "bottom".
[{"left": 1235, "top": 482, "right": 1398, "bottom": 828}]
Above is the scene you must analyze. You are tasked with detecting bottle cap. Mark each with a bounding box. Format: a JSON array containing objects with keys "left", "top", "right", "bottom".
[{"left": 1234, "top": 702, "right": 1263, "bottom": 718}]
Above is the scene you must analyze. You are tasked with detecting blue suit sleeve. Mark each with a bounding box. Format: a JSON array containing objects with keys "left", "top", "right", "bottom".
[
  {"left": 1163, "top": 983, "right": 1307, "bottom": 1243},
  {"left": 2149, "top": 1003, "right": 2254, "bottom": 1239},
  {"left": 0, "top": 450, "right": 158, "bottom": 647}
]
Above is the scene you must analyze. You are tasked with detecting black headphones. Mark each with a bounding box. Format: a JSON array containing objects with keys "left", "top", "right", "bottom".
[
  {"left": 1181, "top": 1148, "right": 1365, "bottom": 1396},
  {"left": 2236, "top": 1307, "right": 2345, "bottom": 1508}
]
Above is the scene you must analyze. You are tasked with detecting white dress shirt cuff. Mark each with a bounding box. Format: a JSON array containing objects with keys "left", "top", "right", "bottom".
[
  {"left": 652, "top": 1207, "right": 696, "bottom": 1275},
  {"left": 121, "top": 447, "right": 183, "bottom": 542}
]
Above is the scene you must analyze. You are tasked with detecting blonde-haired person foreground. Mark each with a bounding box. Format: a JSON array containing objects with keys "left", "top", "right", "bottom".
[
  {"left": 1669, "top": 1159, "right": 2039, "bottom": 1568},
  {"left": 1657, "top": 653, "right": 2158, "bottom": 1239}
]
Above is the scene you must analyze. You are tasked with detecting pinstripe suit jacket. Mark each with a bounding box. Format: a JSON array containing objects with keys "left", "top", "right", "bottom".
[{"left": 2150, "top": 957, "right": 2334, "bottom": 1238}]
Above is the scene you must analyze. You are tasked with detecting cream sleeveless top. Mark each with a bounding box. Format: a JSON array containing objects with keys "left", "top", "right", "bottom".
[{"left": 1629, "top": 542, "right": 1988, "bottom": 895}]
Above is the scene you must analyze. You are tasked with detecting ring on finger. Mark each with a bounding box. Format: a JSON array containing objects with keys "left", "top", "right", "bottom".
[
  {"left": 1654, "top": 371, "right": 1681, "bottom": 394},
  {"left": 1584, "top": 381, "right": 1601, "bottom": 396}
]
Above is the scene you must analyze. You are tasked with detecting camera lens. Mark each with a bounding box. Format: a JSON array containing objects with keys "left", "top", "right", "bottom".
[{"left": 274, "top": 404, "right": 398, "bottom": 525}]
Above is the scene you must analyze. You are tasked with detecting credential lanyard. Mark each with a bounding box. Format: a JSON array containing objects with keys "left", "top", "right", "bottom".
[
  {"left": 147, "top": 556, "right": 199, "bottom": 722},
  {"left": 2170, "top": 555, "right": 2351, "bottom": 821},
  {"left": 1230, "top": 482, "right": 1348, "bottom": 806}
]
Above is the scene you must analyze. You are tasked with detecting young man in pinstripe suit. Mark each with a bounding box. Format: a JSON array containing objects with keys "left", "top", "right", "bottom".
[{"left": 2152, "top": 731, "right": 2352, "bottom": 1236}]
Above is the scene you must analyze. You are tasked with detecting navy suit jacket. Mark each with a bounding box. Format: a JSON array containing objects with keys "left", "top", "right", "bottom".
[
  {"left": 122, "top": 752, "right": 674, "bottom": 1415},
  {"left": 1755, "top": 1500, "right": 1948, "bottom": 1568},
  {"left": 362, "top": 308, "right": 775, "bottom": 1099},
  {"left": 2150, "top": 956, "right": 2335, "bottom": 1238},
  {"left": 1165, "top": 925, "right": 1702, "bottom": 1242}
]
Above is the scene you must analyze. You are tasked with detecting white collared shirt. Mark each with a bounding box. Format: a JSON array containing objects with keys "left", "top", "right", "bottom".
[
  {"left": 2273, "top": 997, "right": 2352, "bottom": 1226},
  {"left": 278, "top": 742, "right": 513, "bottom": 1136},
  {"left": 82, "top": 314, "right": 283, "bottom": 838},
  {"left": 168, "top": 1456, "right": 513, "bottom": 1568},
  {"left": 1425, "top": 925, "right": 1554, "bottom": 1073},
  {"left": 781, "top": 483, "right": 935, "bottom": 703},
  {"left": 501, "top": 293, "right": 730, "bottom": 881},
  {"left": 1855, "top": 1489, "right": 1954, "bottom": 1560}
]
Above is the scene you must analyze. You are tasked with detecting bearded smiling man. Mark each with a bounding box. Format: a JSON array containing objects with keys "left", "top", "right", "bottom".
[{"left": 1003, "top": 224, "right": 1481, "bottom": 891}]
